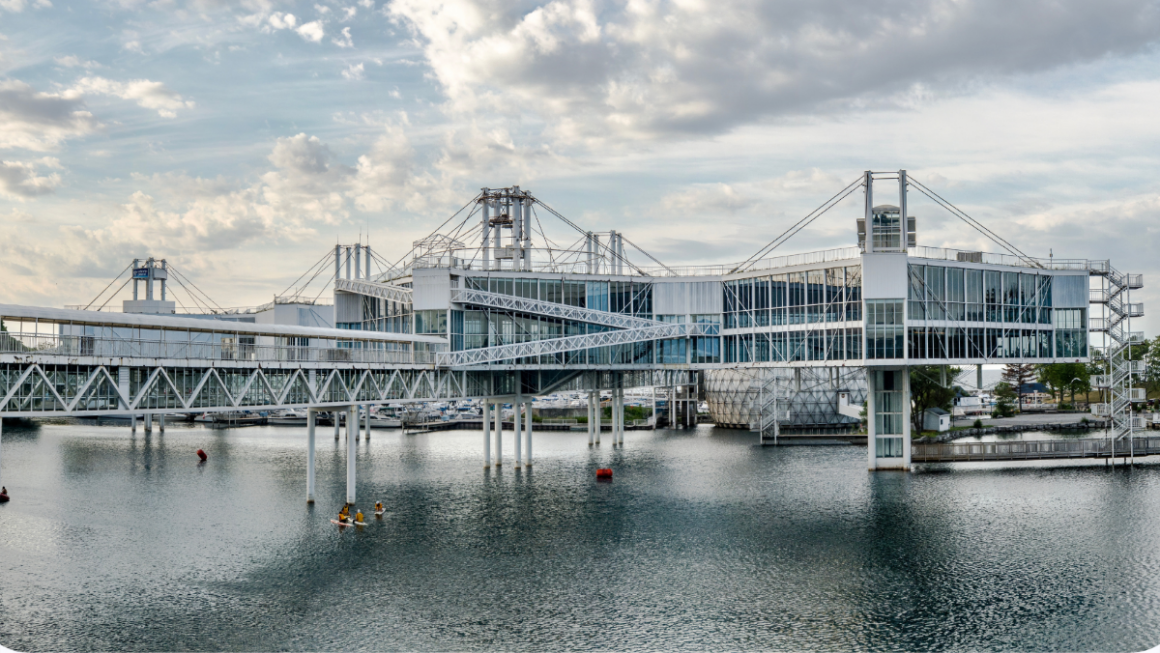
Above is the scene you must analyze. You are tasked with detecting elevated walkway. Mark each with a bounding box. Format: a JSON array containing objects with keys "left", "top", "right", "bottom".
[{"left": 913, "top": 437, "right": 1160, "bottom": 463}]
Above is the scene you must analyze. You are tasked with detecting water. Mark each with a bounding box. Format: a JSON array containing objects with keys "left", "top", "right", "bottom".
[{"left": 2, "top": 421, "right": 1160, "bottom": 652}]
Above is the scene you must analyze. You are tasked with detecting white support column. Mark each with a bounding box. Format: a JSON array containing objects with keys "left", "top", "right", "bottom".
[
  {"left": 144, "top": 414, "right": 152, "bottom": 432},
  {"left": 495, "top": 402, "right": 503, "bottom": 467},
  {"left": 354, "top": 243, "right": 362, "bottom": 280},
  {"left": 132, "top": 414, "right": 137, "bottom": 433},
  {"left": 524, "top": 401, "right": 533, "bottom": 466},
  {"left": 515, "top": 401, "right": 523, "bottom": 468},
  {"left": 483, "top": 401, "right": 492, "bottom": 468},
  {"left": 0, "top": 418, "right": 4, "bottom": 489},
  {"left": 346, "top": 405, "right": 357, "bottom": 505},
  {"left": 595, "top": 392, "right": 602, "bottom": 445},
  {"left": 364, "top": 406, "right": 370, "bottom": 440},
  {"left": 618, "top": 389, "right": 625, "bottom": 445},
  {"left": 587, "top": 392, "right": 595, "bottom": 446},
  {"left": 902, "top": 369, "right": 912, "bottom": 469},
  {"left": 482, "top": 198, "right": 491, "bottom": 271},
  {"left": 334, "top": 411, "right": 340, "bottom": 440},
  {"left": 867, "top": 368, "right": 911, "bottom": 471},
  {"left": 158, "top": 414, "right": 165, "bottom": 432},
  {"left": 307, "top": 408, "right": 316, "bottom": 504}
]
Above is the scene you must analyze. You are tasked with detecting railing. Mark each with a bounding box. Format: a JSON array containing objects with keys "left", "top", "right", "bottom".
[
  {"left": 541, "top": 418, "right": 579, "bottom": 425},
  {"left": 914, "top": 436, "right": 1160, "bottom": 462},
  {"left": 0, "top": 332, "right": 441, "bottom": 365},
  {"left": 908, "top": 247, "right": 1093, "bottom": 271}
]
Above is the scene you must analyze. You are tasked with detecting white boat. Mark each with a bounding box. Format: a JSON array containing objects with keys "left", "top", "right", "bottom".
[{"left": 268, "top": 409, "right": 309, "bottom": 425}]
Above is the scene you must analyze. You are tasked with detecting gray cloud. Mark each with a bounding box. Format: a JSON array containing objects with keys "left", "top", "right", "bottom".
[
  {"left": 390, "top": 0, "right": 1160, "bottom": 140},
  {"left": 0, "top": 80, "right": 100, "bottom": 150},
  {"left": 0, "top": 158, "right": 60, "bottom": 199}
]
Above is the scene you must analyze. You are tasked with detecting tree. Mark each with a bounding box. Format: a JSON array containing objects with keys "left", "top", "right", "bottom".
[
  {"left": 1143, "top": 336, "right": 1160, "bottom": 395},
  {"left": 910, "top": 365, "right": 960, "bottom": 434},
  {"left": 1037, "top": 362, "right": 1091, "bottom": 407},
  {"left": 1002, "top": 363, "right": 1036, "bottom": 409},
  {"left": 993, "top": 382, "right": 1018, "bottom": 418}
]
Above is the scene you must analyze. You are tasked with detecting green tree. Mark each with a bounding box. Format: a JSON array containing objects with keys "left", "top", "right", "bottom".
[
  {"left": 1002, "top": 363, "right": 1036, "bottom": 409},
  {"left": 1143, "top": 336, "right": 1160, "bottom": 394},
  {"left": 910, "top": 365, "right": 960, "bottom": 433},
  {"left": 1038, "top": 362, "right": 1091, "bottom": 406},
  {"left": 993, "top": 382, "right": 1018, "bottom": 418}
]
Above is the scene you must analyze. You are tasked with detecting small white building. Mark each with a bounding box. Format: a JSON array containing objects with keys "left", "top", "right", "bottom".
[{"left": 923, "top": 407, "right": 951, "bottom": 432}]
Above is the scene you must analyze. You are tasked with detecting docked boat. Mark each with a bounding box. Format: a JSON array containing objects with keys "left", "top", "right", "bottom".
[
  {"left": 194, "top": 411, "right": 267, "bottom": 428},
  {"left": 268, "top": 409, "right": 309, "bottom": 426}
]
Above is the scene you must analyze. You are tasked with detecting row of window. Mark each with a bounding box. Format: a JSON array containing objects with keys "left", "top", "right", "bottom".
[
  {"left": 723, "top": 329, "right": 864, "bottom": 363},
  {"left": 723, "top": 267, "right": 863, "bottom": 328}
]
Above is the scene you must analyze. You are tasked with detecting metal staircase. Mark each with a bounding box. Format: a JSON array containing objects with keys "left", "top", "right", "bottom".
[
  {"left": 1089, "top": 262, "right": 1145, "bottom": 445},
  {"left": 749, "top": 371, "right": 791, "bottom": 444}
]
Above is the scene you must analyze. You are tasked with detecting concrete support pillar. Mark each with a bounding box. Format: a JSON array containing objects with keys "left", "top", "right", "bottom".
[
  {"left": 0, "top": 418, "right": 4, "bottom": 489},
  {"left": 158, "top": 414, "right": 165, "bottom": 432},
  {"left": 977, "top": 365, "right": 984, "bottom": 392},
  {"left": 867, "top": 368, "right": 911, "bottom": 471},
  {"left": 364, "top": 406, "right": 370, "bottom": 440},
  {"left": 494, "top": 402, "right": 503, "bottom": 467},
  {"left": 483, "top": 401, "right": 492, "bottom": 468},
  {"left": 595, "top": 392, "right": 602, "bottom": 444},
  {"left": 618, "top": 389, "right": 625, "bottom": 445},
  {"left": 307, "top": 408, "right": 316, "bottom": 504},
  {"left": 144, "top": 414, "right": 152, "bottom": 432},
  {"left": 131, "top": 415, "right": 137, "bottom": 433},
  {"left": 524, "top": 401, "right": 533, "bottom": 466},
  {"left": 346, "top": 405, "right": 357, "bottom": 504},
  {"left": 334, "top": 411, "right": 340, "bottom": 440},
  {"left": 514, "top": 401, "right": 523, "bottom": 468}
]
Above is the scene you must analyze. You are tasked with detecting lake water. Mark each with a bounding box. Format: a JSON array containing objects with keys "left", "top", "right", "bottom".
[{"left": 2, "top": 421, "right": 1160, "bottom": 652}]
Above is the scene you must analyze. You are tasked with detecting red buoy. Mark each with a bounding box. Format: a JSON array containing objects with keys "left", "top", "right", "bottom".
[
  {"left": 596, "top": 468, "right": 613, "bottom": 479},
  {"left": 197, "top": 449, "right": 208, "bottom": 462}
]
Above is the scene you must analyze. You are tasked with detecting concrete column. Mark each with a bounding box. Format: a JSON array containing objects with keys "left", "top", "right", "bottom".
[
  {"left": 618, "top": 389, "right": 625, "bottom": 445},
  {"left": 588, "top": 392, "right": 595, "bottom": 446},
  {"left": 334, "top": 411, "right": 340, "bottom": 440},
  {"left": 346, "top": 405, "right": 357, "bottom": 504},
  {"left": 0, "top": 418, "right": 4, "bottom": 489},
  {"left": 977, "top": 364, "right": 984, "bottom": 392},
  {"left": 132, "top": 414, "right": 137, "bottom": 433},
  {"left": 354, "top": 243, "right": 362, "bottom": 280},
  {"left": 144, "top": 414, "right": 152, "bottom": 432},
  {"left": 524, "top": 401, "right": 533, "bottom": 466},
  {"left": 595, "top": 393, "right": 602, "bottom": 445},
  {"left": 364, "top": 406, "right": 370, "bottom": 440},
  {"left": 158, "top": 414, "right": 165, "bottom": 432},
  {"left": 669, "top": 387, "right": 676, "bottom": 428},
  {"left": 483, "top": 401, "right": 492, "bottom": 468},
  {"left": 867, "top": 368, "right": 911, "bottom": 471},
  {"left": 307, "top": 408, "right": 316, "bottom": 504},
  {"left": 495, "top": 402, "right": 503, "bottom": 467},
  {"left": 515, "top": 401, "right": 523, "bottom": 468}
]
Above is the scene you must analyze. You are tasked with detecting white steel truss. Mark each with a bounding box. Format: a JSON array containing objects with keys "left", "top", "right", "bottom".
[
  {"left": 437, "top": 322, "right": 714, "bottom": 367},
  {"left": 336, "top": 278, "right": 414, "bottom": 304},
  {"left": 0, "top": 363, "right": 469, "bottom": 417},
  {"left": 450, "top": 287, "right": 658, "bottom": 329}
]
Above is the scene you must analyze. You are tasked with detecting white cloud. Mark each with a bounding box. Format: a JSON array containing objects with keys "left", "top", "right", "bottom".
[
  {"left": 0, "top": 80, "right": 101, "bottom": 151},
  {"left": 69, "top": 76, "right": 195, "bottom": 118},
  {"left": 341, "top": 62, "right": 364, "bottom": 80},
  {"left": 314, "top": 3, "right": 329, "bottom": 14},
  {"left": 121, "top": 40, "right": 144, "bottom": 54},
  {"left": 340, "top": 6, "right": 356, "bottom": 21},
  {"left": 54, "top": 55, "right": 101, "bottom": 69},
  {"left": 267, "top": 12, "right": 296, "bottom": 30},
  {"left": 333, "top": 26, "right": 353, "bottom": 48},
  {"left": 0, "top": 158, "right": 61, "bottom": 199},
  {"left": 0, "top": 0, "right": 49, "bottom": 12},
  {"left": 389, "top": 0, "right": 1160, "bottom": 143},
  {"left": 296, "top": 20, "right": 325, "bottom": 43}
]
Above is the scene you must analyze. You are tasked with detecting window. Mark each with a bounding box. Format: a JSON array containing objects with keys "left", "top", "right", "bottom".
[{"left": 866, "top": 300, "right": 904, "bottom": 359}]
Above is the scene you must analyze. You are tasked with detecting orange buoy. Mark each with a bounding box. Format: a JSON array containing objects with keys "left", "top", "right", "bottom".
[
  {"left": 596, "top": 468, "right": 613, "bottom": 479},
  {"left": 196, "top": 449, "right": 208, "bottom": 462}
]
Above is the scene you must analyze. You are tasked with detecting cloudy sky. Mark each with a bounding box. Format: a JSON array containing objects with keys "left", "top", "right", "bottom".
[{"left": 2, "top": 0, "right": 1160, "bottom": 330}]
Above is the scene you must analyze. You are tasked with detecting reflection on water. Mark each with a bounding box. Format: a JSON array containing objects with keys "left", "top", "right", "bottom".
[{"left": 2, "top": 421, "right": 1160, "bottom": 651}]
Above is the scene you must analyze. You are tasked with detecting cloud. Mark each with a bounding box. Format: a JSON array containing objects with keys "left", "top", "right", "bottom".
[
  {"left": 333, "top": 26, "right": 353, "bottom": 48},
  {"left": 70, "top": 76, "right": 195, "bottom": 118},
  {"left": 54, "top": 55, "right": 101, "bottom": 69},
  {"left": 341, "top": 62, "right": 364, "bottom": 80},
  {"left": 0, "top": 158, "right": 61, "bottom": 199},
  {"left": 389, "top": 0, "right": 1160, "bottom": 142},
  {"left": 295, "top": 20, "right": 324, "bottom": 43},
  {"left": 0, "top": 0, "right": 50, "bottom": 12},
  {"left": 267, "top": 11, "right": 296, "bottom": 29},
  {"left": 0, "top": 80, "right": 101, "bottom": 151}
]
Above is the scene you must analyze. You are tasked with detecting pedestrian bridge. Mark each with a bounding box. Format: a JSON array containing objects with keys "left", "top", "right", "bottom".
[{"left": 913, "top": 437, "right": 1160, "bottom": 463}]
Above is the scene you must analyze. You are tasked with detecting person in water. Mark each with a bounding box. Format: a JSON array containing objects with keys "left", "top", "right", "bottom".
[
  {"left": 375, "top": 501, "right": 383, "bottom": 513},
  {"left": 354, "top": 509, "right": 364, "bottom": 523},
  {"left": 338, "top": 504, "right": 351, "bottom": 523}
]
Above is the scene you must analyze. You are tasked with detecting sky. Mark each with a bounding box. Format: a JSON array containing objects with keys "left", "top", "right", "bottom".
[{"left": 2, "top": 0, "right": 1160, "bottom": 331}]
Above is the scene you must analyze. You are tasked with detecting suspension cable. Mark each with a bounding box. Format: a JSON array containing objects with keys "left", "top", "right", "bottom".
[
  {"left": 83, "top": 260, "right": 134, "bottom": 310},
  {"left": 908, "top": 177, "right": 1042, "bottom": 268},
  {"left": 732, "top": 176, "right": 863, "bottom": 274}
]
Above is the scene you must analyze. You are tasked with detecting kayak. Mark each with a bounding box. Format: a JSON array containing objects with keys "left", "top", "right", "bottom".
[
  {"left": 0, "top": 495, "right": 8, "bottom": 503},
  {"left": 331, "top": 519, "right": 367, "bottom": 527},
  {"left": 375, "top": 510, "right": 385, "bottom": 517}
]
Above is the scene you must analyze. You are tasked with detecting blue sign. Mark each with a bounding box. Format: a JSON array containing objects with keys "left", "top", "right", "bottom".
[{"left": 132, "top": 268, "right": 150, "bottom": 279}]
